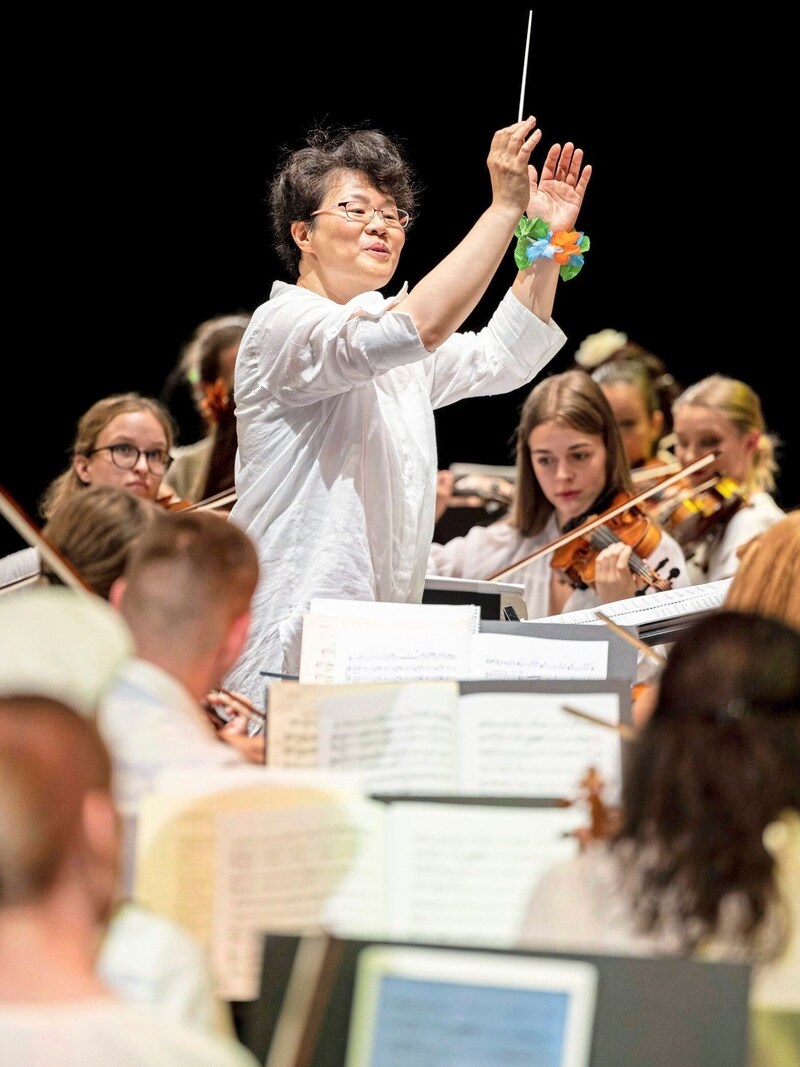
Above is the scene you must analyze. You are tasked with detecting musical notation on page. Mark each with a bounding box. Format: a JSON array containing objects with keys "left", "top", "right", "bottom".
[{"left": 526, "top": 579, "right": 731, "bottom": 632}]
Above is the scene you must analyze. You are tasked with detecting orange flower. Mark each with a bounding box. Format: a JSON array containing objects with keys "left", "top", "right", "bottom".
[{"left": 550, "top": 229, "right": 582, "bottom": 265}]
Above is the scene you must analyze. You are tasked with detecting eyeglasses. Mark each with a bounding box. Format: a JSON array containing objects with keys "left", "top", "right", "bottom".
[
  {"left": 311, "top": 200, "right": 411, "bottom": 229},
  {"left": 86, "top": 443, "right": 173, "bottom": 475}
]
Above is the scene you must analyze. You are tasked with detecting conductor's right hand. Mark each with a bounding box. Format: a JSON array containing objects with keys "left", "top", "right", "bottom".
[{"left": 486, "top": 116, "right": 543, "bottom": 216}]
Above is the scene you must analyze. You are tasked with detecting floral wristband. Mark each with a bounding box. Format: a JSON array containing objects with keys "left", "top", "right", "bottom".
[{"left": 513, "top": 215, "right": 590, "bottom": 281}]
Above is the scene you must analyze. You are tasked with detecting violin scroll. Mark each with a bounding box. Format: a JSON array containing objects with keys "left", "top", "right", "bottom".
[{"left": 567, "top": 766, "right": 620, "bottom": 849}]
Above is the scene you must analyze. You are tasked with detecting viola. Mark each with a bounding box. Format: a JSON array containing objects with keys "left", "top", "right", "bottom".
[{"left": 549, "top": 491, "right": 674, "bottom": 592}]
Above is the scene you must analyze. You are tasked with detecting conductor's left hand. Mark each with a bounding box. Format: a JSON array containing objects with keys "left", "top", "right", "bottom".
[{"left": 526, "top": 142, "right": 592, "bottom": 232}]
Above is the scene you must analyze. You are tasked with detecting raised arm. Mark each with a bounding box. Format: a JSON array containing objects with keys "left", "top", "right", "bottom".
[
  {"left": 512, "top": 141, "right": 592, "bottom": 322},
  {"left": 395, "top": 118, "right": 591, "bottom": 350}
]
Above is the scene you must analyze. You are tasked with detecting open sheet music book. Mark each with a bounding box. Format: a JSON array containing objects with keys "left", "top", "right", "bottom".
[
  {"left": 267, "top": 678, "right": 627, "bottom": 800},
  {"left": 134, "top": 771, "right": 584, "bottom": 1001},
  {"left": 300, "top": 599, "right": 635, "bottom": 685}
]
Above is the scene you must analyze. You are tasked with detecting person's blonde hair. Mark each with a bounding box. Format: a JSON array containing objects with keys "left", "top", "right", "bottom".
[
  {"left": 38, "top": 393, "right": 176, "bottom": 521},
  {"left": 672, "top": 374, "right": 779, "bottom": 494},
  {"left": 725, "top": 511, "right": 800, "bottom": 629},
  {"left": 42, "top": 485, "right": 159, "bottom": 599}
]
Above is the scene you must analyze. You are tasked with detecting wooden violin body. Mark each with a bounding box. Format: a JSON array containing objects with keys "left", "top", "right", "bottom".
[
  {"left": 647, "top": 476, "right": 748, "bottom": 555},
  {"left": 550, "top": 493, "right": 670, "bottom": 591},
  {"left": 563, "top": 766, "right": 621, "bottom": 850},
  {"left": 486, "top": 452, "right": 718, "bottom": 586}
]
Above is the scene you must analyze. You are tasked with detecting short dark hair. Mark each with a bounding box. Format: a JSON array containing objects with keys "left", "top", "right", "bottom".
[{"left": 269, "top": 126, "right": 420, "bottom": 278}]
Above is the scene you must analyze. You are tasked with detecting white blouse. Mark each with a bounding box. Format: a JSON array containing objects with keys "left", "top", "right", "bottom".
[{"left": 225, "top": 282, "right": 566, "bottom": 699}]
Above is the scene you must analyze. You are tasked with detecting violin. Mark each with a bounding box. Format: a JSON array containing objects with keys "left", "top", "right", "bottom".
[
  {"left": 560, "top": 766, "right": 620, "bottom": 850},
  {"left": 629, "top": 458, "right": 682, "bottom": 490},
  {"left": 156, "top": 486, "right": 238, "bottom": 514},
  {"left": 549, "top": 491, "right": 674, "bottom": 592},
  {"left": 157, "top": 487, "right": 194, "bottom": 512},
  {"left": 486, "top": 451, "right": 718, "bottom": 587},
  {"left": 646, "top": 475, "right": 749, "bottom": 556}
]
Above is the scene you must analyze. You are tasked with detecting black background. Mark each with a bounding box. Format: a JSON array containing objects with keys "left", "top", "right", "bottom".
[{"left": 4, "top": 7, "right": 794, "bottom": 556}]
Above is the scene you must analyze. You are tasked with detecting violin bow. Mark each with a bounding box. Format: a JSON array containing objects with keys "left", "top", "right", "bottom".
[
  {"left": 187, "top": 487, "right": 237, "bottom": 512},
  {"left": 486, "top": 451, "right": 718, "bottom": 582},
  {"left": 560, "top": 703, "right": 637, "bottom": 741},
  {"left": 630, "top": 460, "right": 682, "bottom": 484},
  {"left": 0, "top": 485, "right": 95, "bottom": 595},
  {"left": 593, "top": 610, "right": 668, "bottom": 667}
]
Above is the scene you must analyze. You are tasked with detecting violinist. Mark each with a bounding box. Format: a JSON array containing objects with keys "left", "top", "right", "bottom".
[
  {"left": 99, "top": 509, "right": 264, "bottom": 898},
  {"left": 160, "top": 312, "right": 250, "bottom": 507},
  {"left": 590, "top": 356, "right": 675, "bottom": 478},
  {"left": 427, "top": 369, "right": 689, "bottom": 620},
  {"left": 670, "top": 374, "right": 785, "bottom": 584},
  {"left": 573, "top": 327, "right": 683, "bottom": 446},
  {"left": 39, "top": 393, "right": 180, "bottom": 517},
  {"left": 518, "top": 610, "right": 800, "bottom": 1064},
  {"left": 0, "top": 393, "right": 183, "bottom": 590}
]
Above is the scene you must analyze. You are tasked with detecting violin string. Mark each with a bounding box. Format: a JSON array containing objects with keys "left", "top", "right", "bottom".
[{"left": 588, "top": 526, "right": 658, "bottom": 582}]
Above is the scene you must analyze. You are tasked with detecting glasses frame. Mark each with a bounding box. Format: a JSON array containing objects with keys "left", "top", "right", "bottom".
[
  {"left": 311, "top": 200, "right": 411, "bottom": 230},
  {"left": 86, "top": 443, "right": 173, "bottom": 475}
]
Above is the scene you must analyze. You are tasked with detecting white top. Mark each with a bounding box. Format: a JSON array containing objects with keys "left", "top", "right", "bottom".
[
  {"left": 428, "top": 512, "right": 691, "bottom": 620},
  {"left": 684, "top": 490, "right": 785, "bottom": 584},
  {"left": 225, "top": 281, "right": 565, "bottom": 698},
  {"left": 518, "top": 810, "right": 800, "bottom": 1013},
  {"left": 97, "top": 658, "right": 247, "bottom": 895},
  {"left": 0, "top": 999, "right": 259, "bottom": 1067},
  {"left": 0, "top": 546, "right": 40, "bottom": 590},
  {"left": 99, "top": 902, "right": 234, "bottom": 1036}
]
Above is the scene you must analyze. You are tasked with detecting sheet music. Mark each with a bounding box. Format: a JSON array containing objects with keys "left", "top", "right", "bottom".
[
  {"left": 271, "top": 681, "right": 622, "bottom": 801},
  {"left": 317, "top": 683, "right": 459, "bottom": 793},
  {"left": 382, "top": 803, "right": 583, "bottom": 946},
  {"left": 457, "top": 692, "right": 622, "bottom": 799},
  {"left": 467, "top": 632, "right": 608, "bottom": 680},
  {"left": 526, "top": 579, "right": 731, "bottom": 627},
  {"left": 211, "top": 797, "right": 384, "bottom": 1001},
  {"left": 267, "top": 682, "right": 414, "bottom": 768},
  {"left": 300, "top": 613, "right": 476, "bottom": 683},
  {"left": 133, "top": 776, "right": 371, "bottom": 998}
]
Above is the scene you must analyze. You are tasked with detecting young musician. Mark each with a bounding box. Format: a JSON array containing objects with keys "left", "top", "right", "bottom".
[
  {"left": 519, "top": 609, "right": 800, "bottom": 1065},
  {"left": 428, "top": 370, "right": 689, "bottom": 620},
  {"left": 0, "top": 393, "right": 178, "bottom": 591},
  {"left": 670, "top": 374, "right": 785, "bottom": 583},
  {"left": 100, "top": 510, "right": 263, "bottom": 896}
]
